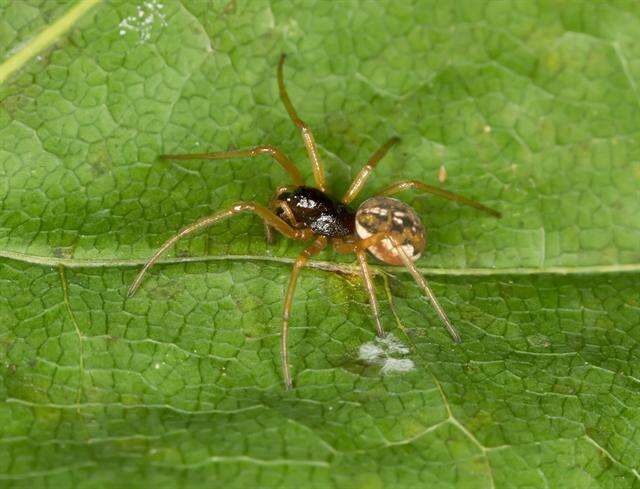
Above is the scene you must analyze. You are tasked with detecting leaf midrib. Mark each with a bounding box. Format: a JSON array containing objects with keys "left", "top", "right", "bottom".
[
  {"left": 0, "top": 0, "right": 101, "bottom": 84},
  {"left": 1, "top": 249, "right": 638, "bottom": 275}
]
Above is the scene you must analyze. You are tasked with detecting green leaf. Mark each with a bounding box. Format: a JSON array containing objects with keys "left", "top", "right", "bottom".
[{"left": 1, "top": 1, "right": 639, "bottom": 488}]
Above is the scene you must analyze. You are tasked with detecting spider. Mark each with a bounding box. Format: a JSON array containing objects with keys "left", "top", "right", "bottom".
[{"left": 128, "top": 54, "right": 501, "bottom": 390}]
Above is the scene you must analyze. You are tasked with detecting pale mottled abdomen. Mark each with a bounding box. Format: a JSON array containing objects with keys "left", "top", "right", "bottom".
[{"left": 355, "top": 196, "right": 426, "bottom": 265}]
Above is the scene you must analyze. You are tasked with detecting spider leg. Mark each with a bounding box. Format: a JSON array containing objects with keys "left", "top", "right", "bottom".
[
  {"left": 128, "top": 202, "right": 311, "bottom": 297},
  {"left": 281, "top": 236, "right": 328, "bottom": 390},
  {"left": 277, "top": 54, "right": 327, "bottom": 192},
  {"left": 264, "top": 221, "right": 276, "bottom": 245},
  {"left": 389, "top": 236, "right": 462, "bottom": 343},
  {"left": 346, "top": 232, "right": 461, "bottom": 343},
  {"left": 378, "top": 180, "right": 501, "bottom": 218},
  {"left": 267, "top": 199, "right": 304, "bottom": 246},
  {"left": 160, "top": 146, "right": 305, "bottom": 187},
  {"left": 332, "top": 234, "right": 401, "bottom": 339},
  {"left": 331, "top": 237, "right": 357, "bottom": 254},
  {"left": 355, "top": 249, "right": 384, "bottom": 337},
  {"left": 342, "top": 137, "right": 400, "bottom": 205},
  {"left": 331, "top": 232, "right": 387, "bottom": 255}
]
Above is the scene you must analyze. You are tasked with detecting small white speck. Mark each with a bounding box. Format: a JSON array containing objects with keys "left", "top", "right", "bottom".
[
  {"left": 6, "top": 40, "right": 29, "bottom": 58},
  {"left": 119, "top": 1, "right": 167, "bottom": 43},
  {"left": 154, "top": 362, "right": 161, "bottom": 369},
  {"left": 483, "top": 125, "right": 492, "bottom": 133},
  {"left": 438, "top": 164, "right": 447, "bottom": 183}
]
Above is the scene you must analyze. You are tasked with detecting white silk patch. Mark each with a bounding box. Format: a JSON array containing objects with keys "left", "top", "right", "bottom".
[{"left": 358, "top": 333, "right": 415, "bottom": 376}]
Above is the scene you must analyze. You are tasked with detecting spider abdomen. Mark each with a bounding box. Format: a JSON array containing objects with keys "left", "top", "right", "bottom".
[
  {"left": 280, "top": 186, "right": 355, "bottom": 237},
  {"left": 355, "top": 196, "right": 426, "bottom": 265}
]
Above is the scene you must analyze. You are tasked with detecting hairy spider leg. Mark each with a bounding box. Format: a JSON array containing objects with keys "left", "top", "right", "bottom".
[
  {"left": 277, "top": 54, "right": 327, "bottom": 192},
  {"left": 389, "top": 235, "right": 462, "bottom": 343},
  {"left": 159, "top": 146, "right": 305, "bottom": 187},
  {"left": 128, "top": 202, "right": 311, "bottom": 297},
  {"left": 281, "top": 236, "right": 328, "bottom": 389},
  {"left": 379, "top": 180, "right": 501, "bottom": 218},
  {"left": 342, "top": 137, "right": 401, "bottom": 205}
]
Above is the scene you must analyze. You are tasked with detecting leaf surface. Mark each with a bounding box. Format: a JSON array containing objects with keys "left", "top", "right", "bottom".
[{"left": 1, "top": 1, "right": 639, "bottom": 487}]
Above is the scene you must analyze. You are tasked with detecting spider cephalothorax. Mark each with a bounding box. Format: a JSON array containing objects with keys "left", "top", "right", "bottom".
[
  {"left": 276, "top": 186, "right": 355, "bottom": 237},
  {"left": 129, "top": 54, "right": 500, "bottom": 389}
]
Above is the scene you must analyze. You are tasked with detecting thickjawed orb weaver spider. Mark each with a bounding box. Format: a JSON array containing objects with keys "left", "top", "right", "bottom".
[{"left": 128, "top": 54, "right": 501, "bottom": 390}]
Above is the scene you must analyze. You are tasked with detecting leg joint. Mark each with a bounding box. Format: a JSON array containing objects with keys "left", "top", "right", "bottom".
[
  {"left": 253, "top": 145, "right": 278, "bottom": 156},
  {"left": 232, "top": 202, "right": 256, "bottom": 212}
]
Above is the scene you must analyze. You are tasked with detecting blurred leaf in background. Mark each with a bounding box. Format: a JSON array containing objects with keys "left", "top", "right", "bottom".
[{"left": 0, "top": 1, "right": 639, "bottom": 488}]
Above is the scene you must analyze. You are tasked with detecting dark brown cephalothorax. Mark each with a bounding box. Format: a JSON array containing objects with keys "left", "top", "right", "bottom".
[
  {"left": 278, "top": 186, "right": 355, "bottom": 237},
  {"left": 128, "top": 54, "right": 501, "bottom": 390}
]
